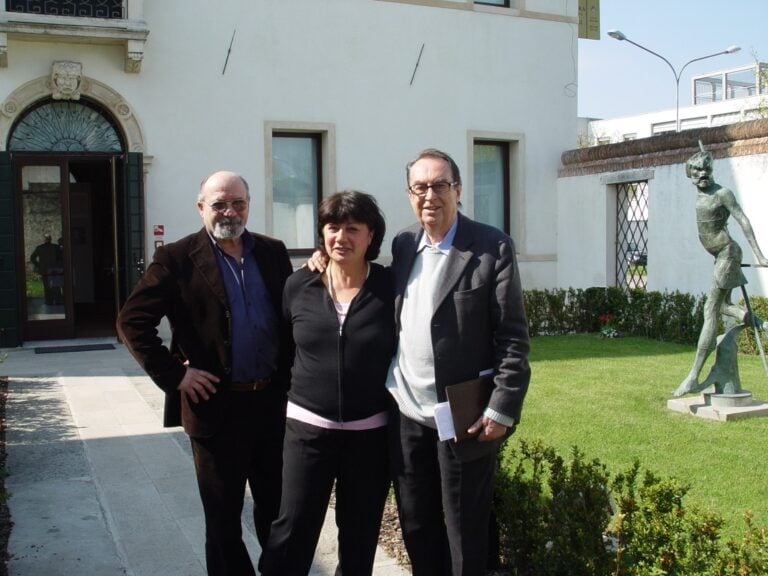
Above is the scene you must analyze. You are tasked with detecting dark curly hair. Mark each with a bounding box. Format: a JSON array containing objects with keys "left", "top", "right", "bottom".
[{"left": 317, "top": 190, "right": 386, "bottom": 261}]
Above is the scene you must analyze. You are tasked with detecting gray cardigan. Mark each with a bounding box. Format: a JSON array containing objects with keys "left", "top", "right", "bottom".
[{"left": 390, "top": 213, "right": 531, "bottom": 460}]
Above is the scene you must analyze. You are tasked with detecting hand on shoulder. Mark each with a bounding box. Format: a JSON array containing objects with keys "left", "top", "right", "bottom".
[{"left": 304, "top": 250, "right": 328, "bottom": 273}]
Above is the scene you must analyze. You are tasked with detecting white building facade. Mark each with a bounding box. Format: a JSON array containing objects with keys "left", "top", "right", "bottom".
[
  {"left": 561, "top": 62, "right": 768, "bottom": 302},
  {"left": 557, "top": 120, "right": 768, "bottom": 299},
  {"left": 0, "top": 0, "right": 577, "bottom": 345},
  {"left": 583, "top": 62, "right": 768, "bottom": 145}
]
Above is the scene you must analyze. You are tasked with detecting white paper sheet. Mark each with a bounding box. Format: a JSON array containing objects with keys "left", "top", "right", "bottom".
[{"left": 434, "top": 401, "right": 456, "bottom": 441}]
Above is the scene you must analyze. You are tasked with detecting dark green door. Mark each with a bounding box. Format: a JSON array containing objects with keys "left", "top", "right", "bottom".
[
  {"left": 117, "top": 152, "right": 145, "bottom": 305},
  {"left": 0, "top": 152, "right": 19, "bottom": 347}
]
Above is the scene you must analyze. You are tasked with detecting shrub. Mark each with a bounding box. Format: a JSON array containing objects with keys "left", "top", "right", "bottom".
[
  {"left": 715, "top": 512, "right": 768, "bottom": 575},
  {"left": 523, "top": 290, "right": 552, "bottom": 337},
  {"left": 610, "top": 462, "right": 723, "bottom": 575},
  {"left": 737, "top": 296, "right": 768, "bottom": 356},
  {"left": 495, "top": 440, "right": 554, "bottom": 573},
  {"left": 495, "top": 440, "right": 614, "bottom": 575},
  {"left": 494, "top": 442, "right": 768, "bottom": 575},
  {"left": 522, "top": 288, "right": 768, "bottom": 355},
  {"left": 522, "top": 288, "right": 719, "bottom": 349}
]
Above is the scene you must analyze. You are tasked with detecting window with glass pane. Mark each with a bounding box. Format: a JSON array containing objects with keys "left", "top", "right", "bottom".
[
  {"left": 272, "top": 134, "right": 321, "bottom": 251},
  {"left": 475, "top": 0, "right": 509, "bottom": 5},
  {"left": 694, "top": 74, "right": 723, "bottom": 104},
  {"left": 22, "top": 165, "right": 66, "bottom": 321},
  {"left": 726, "top": 68, "right": 757, "bottom": 99},
  {"left": 473, "top": 142, "right": 509, "bottom": 233}
]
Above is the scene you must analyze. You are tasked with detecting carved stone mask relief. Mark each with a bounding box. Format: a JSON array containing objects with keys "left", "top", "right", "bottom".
[{"left": 51, "top": 61, "right": 83, "bottom": 101}]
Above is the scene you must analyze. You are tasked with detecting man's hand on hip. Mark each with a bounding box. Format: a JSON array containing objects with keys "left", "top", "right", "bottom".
[{"left": 179, "top": 366, "right": 219, "bottom": 404}]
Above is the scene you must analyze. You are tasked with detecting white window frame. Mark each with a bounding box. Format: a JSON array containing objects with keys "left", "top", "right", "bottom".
[
  {"left": 467, "top": 130, "right": 524, "bottom": 250},
  {"left": 264, "top": 121, "right": 336, "bottom": 254}
]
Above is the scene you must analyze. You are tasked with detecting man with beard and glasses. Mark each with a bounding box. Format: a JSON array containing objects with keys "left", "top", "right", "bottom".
[{"left": 117, "top": 171, "right": 293, "bottom": 575}]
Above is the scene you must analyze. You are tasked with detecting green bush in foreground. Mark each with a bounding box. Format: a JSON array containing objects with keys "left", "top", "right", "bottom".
[
  {"left": 495, "top": 439, "right": 613, "bottom": 575},
  {"left": 610, "top": 462, "right": 722, "bottom": 575},
  {"left": 495, "top": 440, "right": 768, "bottom": 575},
  {"left": 715, "top": 513, "right": 768, "bottom": 575}
]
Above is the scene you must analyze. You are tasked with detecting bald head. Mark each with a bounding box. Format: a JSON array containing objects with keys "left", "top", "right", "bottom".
[
  {"left": 197, "top": 170, "right": 251, "bottom": 241},
  {"left": 198, "top": 171, "right": 250, "bottom": 203}
]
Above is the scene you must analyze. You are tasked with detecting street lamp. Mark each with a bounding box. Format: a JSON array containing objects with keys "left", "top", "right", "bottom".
[{"left": 607, "top": 29, "right": 740, "bottom": 132}]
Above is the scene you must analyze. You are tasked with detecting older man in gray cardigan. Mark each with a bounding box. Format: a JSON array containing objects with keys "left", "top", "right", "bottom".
[{"left": 387, "top": 148, "right": 531, "bottom": 576}]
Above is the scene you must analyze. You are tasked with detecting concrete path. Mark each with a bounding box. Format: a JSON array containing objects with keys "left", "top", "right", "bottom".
[{"left": 0, "top": 339, "right": 408, "bottom": 575}]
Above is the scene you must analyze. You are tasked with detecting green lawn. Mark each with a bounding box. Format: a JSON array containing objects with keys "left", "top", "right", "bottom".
[
  {"left": 26, "top": 275, "right": 44, "bottom": 298},
  {"left": 510, "top": 334, "right": 768, "bottom": 539}
]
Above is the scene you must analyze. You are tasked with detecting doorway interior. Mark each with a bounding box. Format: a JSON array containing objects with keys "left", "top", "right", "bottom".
[{"left": 18, "top": 155, "right": 119, "bottom": 340}]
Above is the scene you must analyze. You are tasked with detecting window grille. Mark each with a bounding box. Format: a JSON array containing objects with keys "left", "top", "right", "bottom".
[
  {"left": 616, "top": 181, "right": 648, "bottom": 290},
  {"left": 9, "top": 101, "right": 123, "bottom": 152},
  {"left": 6, "top": 0, "right": 124, "bottom": 19}
]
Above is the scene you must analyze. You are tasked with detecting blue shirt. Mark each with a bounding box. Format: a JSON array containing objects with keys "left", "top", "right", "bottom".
[
  {"left": 417, "top": 216, "right": 459, "bottom": 254},
  {"left": 211, "top": 231, "right": 278, "bottom": 381}
]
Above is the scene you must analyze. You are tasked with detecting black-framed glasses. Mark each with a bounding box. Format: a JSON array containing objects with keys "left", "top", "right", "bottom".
[
  {"left": 407, "top": 181, "right": 458, "bottom": 198},
  {"left": 205, "top": 199, "right": 249, "bottom": 213}
]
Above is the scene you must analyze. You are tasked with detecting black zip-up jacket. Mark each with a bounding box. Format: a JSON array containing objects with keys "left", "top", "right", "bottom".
[{"left": 283, "top": 263, "right": 396, "bottom": 422}]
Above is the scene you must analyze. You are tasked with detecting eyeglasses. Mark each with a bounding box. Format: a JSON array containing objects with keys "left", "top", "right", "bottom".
[
  {"left": 407, "top": 181, "right": 458, "bottom": 198},
  {"left": 205, "top": 199, "right": 249, "bottom": 213}
]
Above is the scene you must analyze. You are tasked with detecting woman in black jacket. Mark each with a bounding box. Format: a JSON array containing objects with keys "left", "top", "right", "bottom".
[{"left": 262, "top": 191, "right": 396, "bottom": 575}]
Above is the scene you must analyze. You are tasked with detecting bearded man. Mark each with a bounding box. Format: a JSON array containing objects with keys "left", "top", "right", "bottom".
[{"left": 117, "top": 170, "right": 293, "bottom": 575}]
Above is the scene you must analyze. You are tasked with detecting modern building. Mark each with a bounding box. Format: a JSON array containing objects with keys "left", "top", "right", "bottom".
[
  {"left": 582, "top": 62, "right": 767, "bottom": 145},
  {"left": 0, "top": 0, "right": 578, "bottom": 346}
]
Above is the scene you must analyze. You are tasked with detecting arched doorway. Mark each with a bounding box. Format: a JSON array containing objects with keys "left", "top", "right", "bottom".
[{"left": 6, "top": 97, "right": 144, "bottom": 342}]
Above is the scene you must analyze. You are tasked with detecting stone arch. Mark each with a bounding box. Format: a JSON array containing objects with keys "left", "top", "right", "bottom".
[{"left": 0, "top": 74, "right": 146, "bottom": 153}]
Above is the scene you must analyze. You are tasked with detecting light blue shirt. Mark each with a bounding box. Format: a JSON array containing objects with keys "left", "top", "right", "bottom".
[{"left": 417, "top": 217, "right": 458, "bottom": 255}]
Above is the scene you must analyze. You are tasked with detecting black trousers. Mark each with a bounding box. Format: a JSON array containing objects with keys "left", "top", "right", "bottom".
[
  {"left": 41, "top": 273, "right": 63, "bottom": 305},
  {"left": 390, "top": 412, "right": 497, "bottom": 576},
  {"left": 190, "top": 389, "right": 286, "bottom": 576},
  {"left": 262, "top": 418, "right": 390, "bottom": 576}
]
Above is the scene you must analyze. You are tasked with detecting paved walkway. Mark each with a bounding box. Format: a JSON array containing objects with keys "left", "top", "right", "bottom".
[{"left": 0, "top": 339, "right": 408, "bottom": 576}]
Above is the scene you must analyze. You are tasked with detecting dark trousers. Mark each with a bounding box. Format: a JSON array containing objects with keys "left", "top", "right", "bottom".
[
  {"left": 190, "top": 390, "right": 285, "bottom": 576},
  {"left": 262, "top": 419, "right": 390, "bottom": 576},
  {"left": 41, "top": 272, "right": 63, "bottom": 305},
  {"left": 390, "top": 412, "right": 496, "bottom": 576}
]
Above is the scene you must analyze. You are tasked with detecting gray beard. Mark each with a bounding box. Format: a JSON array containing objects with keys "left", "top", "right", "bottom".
[{"left": 212, "top": 219, "right": 244, "bottom": 240}]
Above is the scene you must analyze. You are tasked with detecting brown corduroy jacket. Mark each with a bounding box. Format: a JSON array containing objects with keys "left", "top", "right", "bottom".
[{"left": 116, "top": 227, "right": 293, "bottom": 437}]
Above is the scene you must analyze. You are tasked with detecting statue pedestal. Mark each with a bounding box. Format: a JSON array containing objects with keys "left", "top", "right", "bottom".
[{"left": 667, "top": 390, "right": 768, "bottom": 421}]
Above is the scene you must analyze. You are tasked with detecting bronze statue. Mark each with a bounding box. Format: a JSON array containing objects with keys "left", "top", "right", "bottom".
[{"left": 673, "top": 145, "right": 768, "bottom": 397}]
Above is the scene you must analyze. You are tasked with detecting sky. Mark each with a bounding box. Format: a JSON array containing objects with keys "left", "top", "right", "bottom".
[{"left": 577, "top": 0, "right": 768, "bottom": 120}]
